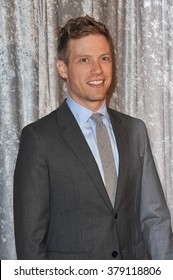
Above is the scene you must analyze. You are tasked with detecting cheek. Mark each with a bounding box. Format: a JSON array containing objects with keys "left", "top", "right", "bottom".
[
  {"left": 69, "top": 67, "right": 84, "bottom": 80},
  {"left": 73, "top": 71, "right": 87, "bottom": 85},
  {"left": 102, "top": 64, "right": 112, "bottom": 75},
  {"left": 107, "top": 65, "right": 113, "bottom": 75},
  {"left": 67, "top": 72, "right": 84, "bottom": 91},
  {"left": 67, "top": 66, "right": 90, "bottom": 89}
]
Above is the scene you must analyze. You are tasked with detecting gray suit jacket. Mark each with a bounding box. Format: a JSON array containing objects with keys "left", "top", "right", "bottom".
[{"left": 14, "top": 101, "right": 173, "bottom": 259}]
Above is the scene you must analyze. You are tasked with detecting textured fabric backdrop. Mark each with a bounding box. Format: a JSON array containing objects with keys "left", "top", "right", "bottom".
[{"left": 0, "top": 0, "right": 173, "bottom": 259}]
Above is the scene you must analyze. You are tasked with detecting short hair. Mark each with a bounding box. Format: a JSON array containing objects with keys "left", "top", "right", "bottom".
[{"left": 58, "top": 15, "right": 114, "bottom": 64}]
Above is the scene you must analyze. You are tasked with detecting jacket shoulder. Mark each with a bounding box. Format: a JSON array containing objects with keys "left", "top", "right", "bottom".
[
  {"left": 108, "top": 108, "right": 146, "bottom": 131},
  {"left": 22, "top": 101, "right": 68, "bottom": 134},
  {"left": 21, "top": 110, "right": 57, "bottom": 138}
]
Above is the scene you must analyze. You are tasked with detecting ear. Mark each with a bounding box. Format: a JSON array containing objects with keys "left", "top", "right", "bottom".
[{"left": 56, "top": 60, "right": 68, "bottom": 79}]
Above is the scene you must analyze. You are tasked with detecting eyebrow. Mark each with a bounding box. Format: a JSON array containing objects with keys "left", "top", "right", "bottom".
[{"left": 75, "top": 53, "right": 111, "bottom": 58}]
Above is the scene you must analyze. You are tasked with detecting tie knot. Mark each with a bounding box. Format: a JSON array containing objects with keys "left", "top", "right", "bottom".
[{"left": 91, "top": 113, "right": 103, "bottom": 124}]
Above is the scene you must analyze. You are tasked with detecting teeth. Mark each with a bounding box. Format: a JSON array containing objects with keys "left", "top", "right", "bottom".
[{"left": 88, "top": 80, "right": 104, "bottom": 85}]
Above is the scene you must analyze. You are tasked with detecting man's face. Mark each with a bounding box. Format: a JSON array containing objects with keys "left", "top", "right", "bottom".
[{"left": 57, "top": 34, "right": 113, "bottom": 111}]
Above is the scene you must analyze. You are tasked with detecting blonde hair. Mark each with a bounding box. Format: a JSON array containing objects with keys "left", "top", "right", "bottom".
[{"left": 58, "top": 15, "right": 114, "bottom": 64}]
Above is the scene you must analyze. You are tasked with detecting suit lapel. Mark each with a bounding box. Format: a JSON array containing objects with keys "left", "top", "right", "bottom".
[
  {"left": 56, "top": 102, "right": 113, "bottom": 212},
  {"left": 108, "top": 108, "right": 130, "bottom": 211}
]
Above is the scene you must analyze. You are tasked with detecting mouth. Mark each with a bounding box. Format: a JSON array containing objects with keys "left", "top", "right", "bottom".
[{"left": 87, "top": 80, "right": 104, "bottom": 87}]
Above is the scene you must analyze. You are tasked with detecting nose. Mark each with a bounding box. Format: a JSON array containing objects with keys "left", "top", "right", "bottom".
[{"left": 90, "top": 60, "right": 103, "bottom": 75}]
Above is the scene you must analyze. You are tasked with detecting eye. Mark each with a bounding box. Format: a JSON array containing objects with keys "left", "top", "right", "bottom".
[
  {"left": 80, "top": 57, "right": 89, "bottom": 63},
  {"left": 100, "top": 56, "right": 111, "bottom": 62}
]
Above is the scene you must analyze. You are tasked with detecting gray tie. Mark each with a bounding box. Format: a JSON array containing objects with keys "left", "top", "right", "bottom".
[{"left": 91, "top": 113, "right": 117, "bottom": 206}]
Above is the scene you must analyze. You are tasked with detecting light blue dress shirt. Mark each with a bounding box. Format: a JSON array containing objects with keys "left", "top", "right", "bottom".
[{"left": 66, "top": 96, "right": 119, "bottom": 184}]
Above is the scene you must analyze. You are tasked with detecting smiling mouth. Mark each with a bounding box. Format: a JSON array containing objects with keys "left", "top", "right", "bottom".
[{"left": 87, "top": 80, "right": 104, "bottom": 85}]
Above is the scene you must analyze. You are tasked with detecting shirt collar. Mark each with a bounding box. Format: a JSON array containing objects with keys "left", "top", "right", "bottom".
[{"left": 66, "top": 95, "right": 110, "bottom": 127}]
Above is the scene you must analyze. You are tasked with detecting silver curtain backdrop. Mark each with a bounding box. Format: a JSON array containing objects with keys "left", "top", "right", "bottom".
[{"left": 0, "top": 0, "right": 173, "bottom": 259}]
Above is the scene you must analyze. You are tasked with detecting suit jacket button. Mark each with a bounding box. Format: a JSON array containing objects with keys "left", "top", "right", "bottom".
[
  {"left": 114, "top": 213, "right": 118, "bottom": 219},
  {"left": 112, "top": 251, "right": 118, "bottom": 258}
]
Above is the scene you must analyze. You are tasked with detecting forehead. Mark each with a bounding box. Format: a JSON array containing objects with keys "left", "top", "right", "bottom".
[{"left": 68, "top": 34, "right": 111, "bottom": 58}]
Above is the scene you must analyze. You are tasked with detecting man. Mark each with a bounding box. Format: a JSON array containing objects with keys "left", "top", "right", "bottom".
[{"left": 14, "top": 15, "right": 173, "bottom": 259}]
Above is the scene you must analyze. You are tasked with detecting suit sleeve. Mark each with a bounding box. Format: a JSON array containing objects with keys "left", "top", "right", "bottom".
[
  {"left": 140, "top": 123, "right": 173, "bottom": 259},
  {"left": 14, "top": 125, "right": 49, "bottom": 259}
]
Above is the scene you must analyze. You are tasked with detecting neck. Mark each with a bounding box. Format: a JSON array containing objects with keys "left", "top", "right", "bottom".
[{"left": 69, "top": 97, "right": 106, "bottom": 112}]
